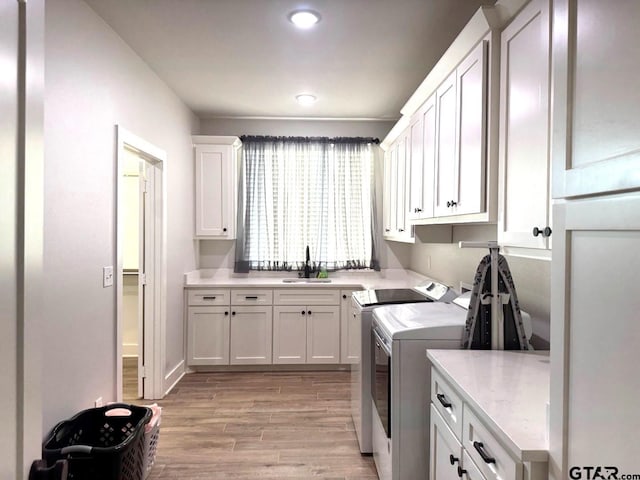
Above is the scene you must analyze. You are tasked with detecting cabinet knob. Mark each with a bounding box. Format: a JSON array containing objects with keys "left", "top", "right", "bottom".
[
  {"left": 533, "top": 226, "right": 552, "bottom": 238},
  {"left": 449, "top": 455, "right": 459, "bottom": 466},
  {"left": 223, "top": 227, "right": 227, "bottom": 232},
  {"left": 398, "top": 228, "right": 404, "bottom": 232},
  {"left": 385, "top": 228, "right": 390, "bottom": 232},
  {"left": 447, "top": 200, "right": 457, "bottom": 208},
  {"left": 231, "top": 311, "right": 236, "bottom": 316},
  {"left": 457, "top": 466, "right": 467, "bottom": 478},
  {"left": 342, "top": 294, "right": 347, "bottom": 299},
  {"left": 224, "top": 311, "right": 229, "bottom": 316},
  {"left": 301, "top": 310, "right": 306, "bottom": 315},
  {"left": 308, "top": 310, "right": 312, "bottom": 315},
  {"left": 416, "top": 207, "right": 422, "bottom": 213}
]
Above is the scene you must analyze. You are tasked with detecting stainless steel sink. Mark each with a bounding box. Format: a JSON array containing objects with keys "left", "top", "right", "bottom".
[{"left": 282, "top": 278, "right": 332, "bottom": 283}]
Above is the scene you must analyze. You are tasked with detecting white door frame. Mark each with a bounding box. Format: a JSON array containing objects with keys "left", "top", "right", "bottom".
[{"left": 116, "top": 126, "right": 167, "bottom": 400}]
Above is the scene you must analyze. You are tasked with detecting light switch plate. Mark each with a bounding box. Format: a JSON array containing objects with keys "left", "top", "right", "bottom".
[{"left": 103, "top": 266, "right": 114, "bottom": 287}]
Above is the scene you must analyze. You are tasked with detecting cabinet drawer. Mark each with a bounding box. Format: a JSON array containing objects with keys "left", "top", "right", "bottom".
[
  {"left": 432, "top": 369, "right": 464, "bottom": 441},
  {"left": 187, "top": 289, "right": 230, "bottom": 306},
  {"left": 462, "top": 450, "right": 488, "bottom": 480},
  {"left": 273, "top": 288, "right": 340, "bottom": 306},
  {"left": 430, "top": 405, "right": 463, "bottom": 480},
  {"left": 463, "top": 407, "right": 521, "bottom": 480},
  {"left": 231, "top": 289, "right": 273, "bottom": 305}
]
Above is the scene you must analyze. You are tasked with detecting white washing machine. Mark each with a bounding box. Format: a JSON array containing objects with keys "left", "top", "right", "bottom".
[
  {"left": 370, "top": 293, "right": 533, "bottom": 480},
  {"left": 351, "top": 282, "right": 457, "bottom": 454}
]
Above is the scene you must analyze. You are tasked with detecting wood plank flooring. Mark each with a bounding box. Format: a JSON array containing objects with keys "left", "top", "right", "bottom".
[
  {"left": 146, "top": 371, "right": 377, "bottom": 479},
  {"left": 123, "top": 356, "right": 140, "bottom": 402}
]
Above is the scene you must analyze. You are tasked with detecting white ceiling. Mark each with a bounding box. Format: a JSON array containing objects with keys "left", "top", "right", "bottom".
[{"left": 84, "top": 0, "right": 496, "bottom": 120}]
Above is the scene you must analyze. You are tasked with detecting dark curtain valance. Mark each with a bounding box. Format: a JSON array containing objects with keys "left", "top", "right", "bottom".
[{"left": 239, "top": 135, "right": 380, "bottom": 145}]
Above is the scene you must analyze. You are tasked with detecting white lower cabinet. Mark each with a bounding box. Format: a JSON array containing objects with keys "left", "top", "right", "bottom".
[
  {"left": 430, "top": 405, "right": 463, "bottom": 480},
  {"left": 273, "top": 305, "right": 340, "bottom": 364},
  {"left": 272, "top": 306, "right": 307, "bottom": 364},
  {"left": 187, "top": 306, "right": 230, "bottom": 365},
  {"left": 306, "top": 305, "right": 340, "bottom": 363},
  {"left": 340, "top": 291, "right": 359, "bottom": 364},
  {"left": 187, "top": 286, "right": 353, "bottom": 366},
  {"left": 429, "top": 357, "right": 548, "bottom": 480},
  {"left": 229, "top": 306, "right": 273, "bottom": 365}
]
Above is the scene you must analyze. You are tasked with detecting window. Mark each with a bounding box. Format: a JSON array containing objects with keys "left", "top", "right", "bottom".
[{"left": 235, "top": 136, "right": 379, "bottom": 272}]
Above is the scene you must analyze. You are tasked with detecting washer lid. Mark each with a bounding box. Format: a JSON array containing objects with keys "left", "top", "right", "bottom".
[{"left": 373, "top": 302, "right": 468, "bottom": 340}]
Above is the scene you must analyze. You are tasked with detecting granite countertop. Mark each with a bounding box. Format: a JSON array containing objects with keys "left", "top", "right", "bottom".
[
  {"left": 427, "top": 349, "right": 550, "bottom": 462},
  {"left": 184, "top": 268, "right": 431, "bottom": 290}
]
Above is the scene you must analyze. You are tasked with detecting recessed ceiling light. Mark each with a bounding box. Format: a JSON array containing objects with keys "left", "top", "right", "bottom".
[
  {"left": 288, "top": 10, "right": 320, "bottom": 29},
  {"left": 296, "top": 94, "right": 317, "bottom": 106}
]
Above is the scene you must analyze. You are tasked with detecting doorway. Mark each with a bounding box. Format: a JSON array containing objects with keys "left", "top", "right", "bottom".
[{"left": 116, "top": 126, "right": 166, "bottom": 401}]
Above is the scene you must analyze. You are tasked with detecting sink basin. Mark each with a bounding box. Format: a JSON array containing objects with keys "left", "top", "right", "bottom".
[{"left": 282, "top": 278, "right": 332, "bottom": 283}]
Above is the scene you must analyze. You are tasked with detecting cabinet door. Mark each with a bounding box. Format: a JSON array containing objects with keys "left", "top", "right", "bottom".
[
  {"left": 551, "top": 194, "right": 640, "bottom": 477},
  {"left": 434, "top": 71, "right": 458, "bottom": 217},
  {"left": 194, "top": 144, "right": 235, "bottom": 238},
  {"left": 273, "top": 306, "right": 306, "bottom": 364},
  {"left": 552, "top": 0, "right": 640, "bottom": 199},
  {"left": 187, "top": 306, "right": 230, "bottom": 365},
  {"left": 229, "top": 306, "right": 272, "bottom": 365},
  {"left": 395, "top": 131, "right": 408, "bottom": 234},
  {"left": 383, "top": 149, "right": 393, "bottom": 235},
  {"left": 409, "top": 112, "right": 424, "bottom": 220},
  {"left": 498, "top": 0, "right": 551, "bottom": 250},
  {"left": 306, "top": 306, "right": 340, "bottom": 363},
  {"left": 340, "top": 291, "right": 358, "bottom": 364},
  {"left": 388, "top": 142, "right": 398, "bottom": 235},
  {"left": 420, "top": 95, "right": 437, "bottom": 220},
  {"left": 455, "top": 41, "right": 487, "bottom": 216},
  {"left": 430, "top": 405, "right": 463, "bottom": 480},
  {"left": 461, "top": 452, "right": 487, "bottom": 480}
]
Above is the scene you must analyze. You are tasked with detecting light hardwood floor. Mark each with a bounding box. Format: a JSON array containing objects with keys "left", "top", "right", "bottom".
[{"left": 145, "top": 370, "right": 377, "bottom": 480}]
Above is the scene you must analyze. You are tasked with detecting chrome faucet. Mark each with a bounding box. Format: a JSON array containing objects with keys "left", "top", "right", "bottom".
[{"left": 304, "top": 245, "right": 311, "bottom": 278}]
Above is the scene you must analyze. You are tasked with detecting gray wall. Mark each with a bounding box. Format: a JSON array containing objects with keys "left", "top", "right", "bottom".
[
  {"left": 43, "top": 0, "right": 198, "bottom": 430},
  {"left": 409, "top": 225, "right": 550, "bottom": 348},
  {"left": 199, "top": 117, "right": 395, "bottom": 140}
]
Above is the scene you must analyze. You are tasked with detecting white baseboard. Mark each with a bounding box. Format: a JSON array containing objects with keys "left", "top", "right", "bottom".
[{"left": 163, "top": 359, "right": 185, "bottom": 396}]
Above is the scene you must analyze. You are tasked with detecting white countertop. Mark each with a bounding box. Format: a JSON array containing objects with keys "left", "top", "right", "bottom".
[
  {"left": 427, "top": 349, "right": 550, "bottom": 462},
  {"left": 184, "top": 268, "right": 431, "bottom": 290}
]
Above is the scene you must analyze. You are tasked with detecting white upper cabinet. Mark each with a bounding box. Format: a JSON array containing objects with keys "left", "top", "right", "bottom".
[
  {"left": 193, "top": 136, "right": 241, "bottom": 239},
  {"left": 435, "top": 42, "right": 488, "bottom": 218},
  {"left": 409, "top": 95, "right": 436, "bottom": 221},
  {"left": 455, "top": 41, "right": 487, "bottom": 217},
  {"left": 553, "top": 0, "right": 640, "bottom": 199},
  {"left": 383, "top": 128, "right": 414, "bottom": 243},
  {"left": 434, "top": 71, "right": 458, "bottom": 218},
  {"left": 498, "top": 0, "right": 552, "bottom": 255}
]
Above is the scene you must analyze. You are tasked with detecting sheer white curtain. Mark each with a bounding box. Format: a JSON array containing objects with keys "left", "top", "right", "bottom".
[{"left": 235, "top": 136, "right": 378, "bottom": 272}]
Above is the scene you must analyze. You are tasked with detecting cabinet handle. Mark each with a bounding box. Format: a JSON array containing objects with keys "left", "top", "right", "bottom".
[
  {"left": 307, "top": 310, "right": 312, "bottom": 315},
  {"left": 436, "top": 393, "right": 452, "bottom": 409},
  {"left": 457, "top": 466, "right": 467, "bottom": 478},
  {"left": 416, "top": 207, "right": 422, "bottom": 213},
  {"left": 449, "top": 455, "right": 459, "bottom": 466},
  {"left": 385, "top": 228, "right": 390, "bottom": 232},
  {"left": 245, "top": 296, "right": 258, "bottom": 300},
  {"left": 231, "top": 311, "right": 236, "bottom": 316},
  {"left": 223, "top": 227, "right": 227, "bottom": 232},
  {"left": 202, "top": 296, "right": 216, "bottom": 300},
  {"left": 533, "top": 226, "right": 552, "bottom": 238},
  {"left": 301, "top": 310, "right": 306, "bottom": 315},
  {"left": 398, "top": 228, "right": 404, "bottom": 232},
  {"left": 473, "top": 441, "right": 496, "bottom": 464},
  {"left": 447, "top": 200, "right": 457, "bottom": 207}
]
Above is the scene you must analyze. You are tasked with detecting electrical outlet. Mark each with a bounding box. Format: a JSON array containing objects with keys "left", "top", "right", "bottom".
[
  {"left": 103, "top": 266, "right": 113, "bottom": 287},
  {"left": 94, "top": 397, "right": 103, "bottom": 407}
]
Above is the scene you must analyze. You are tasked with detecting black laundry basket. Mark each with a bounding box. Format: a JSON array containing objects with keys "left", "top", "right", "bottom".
[{"left": 43, "top": 404, "right": 152, "bottom": 480}]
